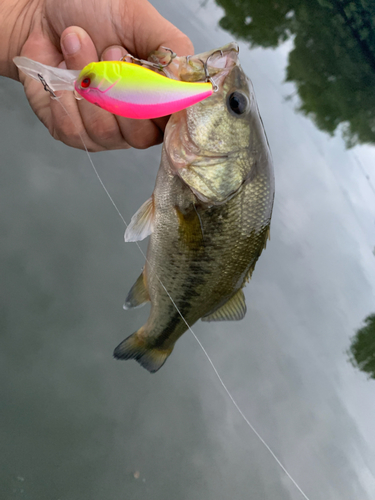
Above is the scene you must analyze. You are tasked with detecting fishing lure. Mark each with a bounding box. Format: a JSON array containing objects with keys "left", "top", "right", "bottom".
[{"left": 13, "top": 56, "right": 214, "bottom": 120}]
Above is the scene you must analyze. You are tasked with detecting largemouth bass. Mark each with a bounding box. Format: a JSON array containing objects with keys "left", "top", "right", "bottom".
[{"left": 114, "top": 43, "right": 274, "bottom": 372}]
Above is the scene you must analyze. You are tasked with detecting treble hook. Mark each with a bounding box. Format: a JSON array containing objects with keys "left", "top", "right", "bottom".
[
  {"left": 37, "top": 74, "right": 57, "bottom": 99},
  {"left": 121, "top": 47, "right": 177, "bottom": 73},
  {"left": 159, "top": 47, "right": 177, "bottom": 67},
  {"left": 198, "top": 58, "right": 219, "bottom": 93}
]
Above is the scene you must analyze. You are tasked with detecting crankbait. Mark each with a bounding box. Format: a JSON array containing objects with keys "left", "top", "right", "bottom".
[{"left": 13, "top": 56, "right": 214, "bottom": 120}]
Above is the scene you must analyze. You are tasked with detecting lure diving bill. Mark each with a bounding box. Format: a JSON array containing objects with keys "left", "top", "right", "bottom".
[{"left": 13, "top": 57, "right": 214, "bottom": 119}]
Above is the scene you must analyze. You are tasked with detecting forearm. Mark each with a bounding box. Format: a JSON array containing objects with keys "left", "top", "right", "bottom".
[{"left": 0, "top": 0, "right": 43, "bottom": 79}]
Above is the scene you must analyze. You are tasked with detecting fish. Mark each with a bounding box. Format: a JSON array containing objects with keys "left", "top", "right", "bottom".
[
  {"left": 13, "top": 57, "right": 213, "bottom": 119},
  {"left": 114, "top": 42, "right": 275, "bottom": 372}
]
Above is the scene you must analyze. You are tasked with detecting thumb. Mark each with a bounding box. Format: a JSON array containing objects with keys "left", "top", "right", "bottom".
[
  {"left": 61, "top": 26, "right": 99, "bottom": 70},
  {"left": 124, "top": 0, "right": 194, "bottom": 58}
]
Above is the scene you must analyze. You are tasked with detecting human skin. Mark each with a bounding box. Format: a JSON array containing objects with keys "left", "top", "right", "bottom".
[{"left": 0, "top": 0, "right": 194, "bottom": 151}]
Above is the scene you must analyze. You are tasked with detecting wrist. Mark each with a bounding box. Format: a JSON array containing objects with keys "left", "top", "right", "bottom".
[{"left": 0, "top": 0, "right": 43, "bottom": 79}]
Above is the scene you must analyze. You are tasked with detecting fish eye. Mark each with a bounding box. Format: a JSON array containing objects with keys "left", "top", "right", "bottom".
[
  {"left": 228, "top": 91, "right": 249, "bottom": 116},
  {"left": 80, "top": 77, "right": 91, "bottom": 89}
]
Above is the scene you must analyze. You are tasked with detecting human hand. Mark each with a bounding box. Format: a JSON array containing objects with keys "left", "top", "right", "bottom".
[{"left": 3, "top": 0, "right": 193, "bottom": 151}]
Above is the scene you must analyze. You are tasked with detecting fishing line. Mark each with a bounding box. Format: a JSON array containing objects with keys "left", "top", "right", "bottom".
[
  {"left": 352, "top": 152, "right": 375, "bottom": 197},
  {"left": 55, "top": 97, "right": 311, "bottom": 500}
]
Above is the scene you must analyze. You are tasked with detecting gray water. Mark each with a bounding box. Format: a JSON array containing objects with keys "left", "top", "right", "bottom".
[{"left": 1, "top": 0, "right": 375, "bottom": 499}]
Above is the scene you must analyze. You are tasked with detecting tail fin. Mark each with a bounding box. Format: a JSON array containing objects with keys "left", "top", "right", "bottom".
[{"left": 113, "top": 330, "right": 173, "bottom": 373}]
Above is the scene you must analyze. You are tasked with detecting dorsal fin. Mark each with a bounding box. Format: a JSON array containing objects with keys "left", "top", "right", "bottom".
[
  {"left": 202, "top": 289, "right": 246, "bottom": 322},
  {"left": 124, "top": 196, "right": 155, "bottom": 242},
  {"left": 123, "top": 272, "right": 149, "bottom": 310}
]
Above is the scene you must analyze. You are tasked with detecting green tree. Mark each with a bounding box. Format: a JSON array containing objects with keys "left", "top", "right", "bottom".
[
  {"left": 215, "top": 0, "right": 375, "bottom": 147},
  {"left": 348, "top": 314, "right": 375, "bottom": 379}
]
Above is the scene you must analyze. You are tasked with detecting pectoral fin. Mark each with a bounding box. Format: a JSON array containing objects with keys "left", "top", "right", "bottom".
[
  {"left": 125, "top": 196, "right": 155, "bottom": 242},
  {"left": 175, "top": 205, "right": 204, "bottom": 250},
  {"left": 202, "top": 289, "right": 247, "bottom": 322},
  {"left": 123, "top": 272, "right": 149, "bottom": 310}
]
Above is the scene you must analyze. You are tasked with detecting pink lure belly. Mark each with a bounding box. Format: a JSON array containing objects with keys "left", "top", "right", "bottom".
[{"left": 76, "top": 88, "right": 213, "bottom": 119}]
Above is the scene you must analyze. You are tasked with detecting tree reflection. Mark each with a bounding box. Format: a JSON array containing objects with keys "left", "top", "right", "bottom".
[
  {"left": 216, "top": 0, "right": 375, "bottom": 147},
  {"left": 348, "top": 314, "right": 375, "bottom": 379}
]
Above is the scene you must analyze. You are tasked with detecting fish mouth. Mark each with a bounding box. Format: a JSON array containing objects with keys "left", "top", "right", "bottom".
[
  {"left": 183, "top": 43, "right": 239, "bottom": 86},
  {"left": 186, "top": 42, "right": 239, "bottom": 69},
  {"left": 155, "top": 42, "right": 239, "bottom": 84}
]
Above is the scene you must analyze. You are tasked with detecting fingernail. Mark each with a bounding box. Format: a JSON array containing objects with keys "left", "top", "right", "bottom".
[
  {"left": 103, "top": 47, "right": 124, "bottom": 61},
  {"left": 62, "top": 33, "right": 81, "bottom": 55}
]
